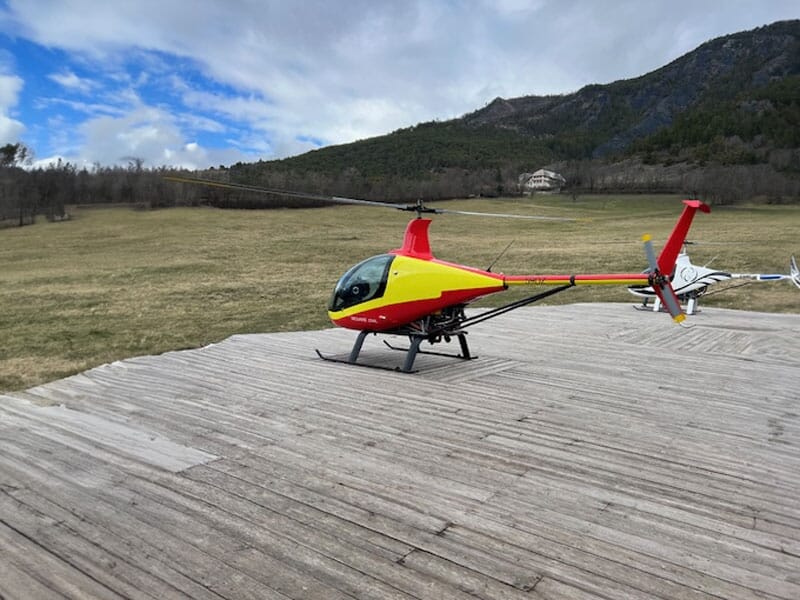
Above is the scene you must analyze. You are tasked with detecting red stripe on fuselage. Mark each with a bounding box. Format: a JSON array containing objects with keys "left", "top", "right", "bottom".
[{"left": 331, "top": 285, "right": 504, "bottom": 331}]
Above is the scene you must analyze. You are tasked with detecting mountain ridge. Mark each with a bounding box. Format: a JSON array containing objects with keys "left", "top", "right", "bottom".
[
  {"left": 229, "top": 20, "right": 800, "bottom": 202},
  {"left": 460, "top": 19, "right": 800, "bottom": 156}
]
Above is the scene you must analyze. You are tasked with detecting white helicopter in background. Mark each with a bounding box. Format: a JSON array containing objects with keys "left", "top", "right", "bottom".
[{"left": 630, "top": 245, "right": 800, "bottom": 314}]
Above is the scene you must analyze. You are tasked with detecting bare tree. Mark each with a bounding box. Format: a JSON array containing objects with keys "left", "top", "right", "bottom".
[{"left": 0, "top": 143, "right": 35, "bottom": 226}]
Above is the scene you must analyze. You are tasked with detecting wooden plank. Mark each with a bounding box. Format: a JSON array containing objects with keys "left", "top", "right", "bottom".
[
  {"left": 1, "top": 396, "right": 218, "bottom": 472},
  {"left": 123, "top": 472, "right": 485, "bottom": 600},
  {"left": 449, "top": 510, "right": 799, "bottom": 600},
  {"left": 1, "top": 304, "right": 798, "bottom": 599},
  {"left": 4, "top": 488, "right": 233, "bottom": 600},
  {"left": 0, "top": 554, "right": 69, "bottom": 600},
  {"left": 203, "top": 451, "right": 711, "bottom": 598},
  {"left": 0, "top": 437, "right": 291, "bottom": 599},
  {"left": 399, "top": 551, "right": 612, "bottom": 600},
  {"left": 0, "top": 518, "right": 127, "bottom": 600},
  {"left": 185, "top": 463, "right": 416, "bottom": 562},
  {"left": 483, "top": 472, "right": 800, "bottom": 573},
  {"left": 1, "top": 491, "right": 197, "bottom": 600},
  {"left": 0, "top": 435, "right": 348, "bottom": 599}
]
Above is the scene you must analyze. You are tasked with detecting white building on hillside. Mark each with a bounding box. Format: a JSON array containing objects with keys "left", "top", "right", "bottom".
[{"left": 519, "top": 169, "right": 566, "bottom": 193}]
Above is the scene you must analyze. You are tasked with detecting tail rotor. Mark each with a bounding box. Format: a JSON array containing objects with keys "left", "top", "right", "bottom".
[
  {"left": 639, "top": 199, "right": 711, "bottom": 323},
  {"left": 642, "top": 234, "right": 686, "bottom": 323}
]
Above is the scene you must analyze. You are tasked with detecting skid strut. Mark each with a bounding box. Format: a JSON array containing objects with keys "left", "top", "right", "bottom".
[
  {"left": 316, "top": 284, "right": 575, "bottom": 373},
  {"left": 316, "top": 328, "right": 474, "bottom": 373},
  {"left": 384, "top": 330, "right": 473, "bottom": 372}
]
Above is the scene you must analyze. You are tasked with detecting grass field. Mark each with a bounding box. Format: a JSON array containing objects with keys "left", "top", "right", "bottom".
[{"left": 2, "top": 195, "right": 798, "bottom": 392}]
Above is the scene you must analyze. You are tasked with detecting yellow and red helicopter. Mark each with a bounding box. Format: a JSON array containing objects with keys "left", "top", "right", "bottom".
[{"left": 168, "top": 176, "right": 710, "bottom": 371}]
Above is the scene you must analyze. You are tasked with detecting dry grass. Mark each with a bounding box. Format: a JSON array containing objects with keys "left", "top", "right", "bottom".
[{"left": 2, "top": 196, "right": 798, "bottom": 391}]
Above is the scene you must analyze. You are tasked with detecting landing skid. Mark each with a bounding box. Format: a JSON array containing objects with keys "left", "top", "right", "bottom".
[
  {"left": 316, "top": 328, "right": 475, "bottom": 373},
  {"left": 635, "top": 294, "right": 700, "bottom": 315},
  {"left": 317, "top": 285, "right": 574, "bottom": 373},
  {"left": 315, "top": 348, "right": 414, "bottom": 373}
]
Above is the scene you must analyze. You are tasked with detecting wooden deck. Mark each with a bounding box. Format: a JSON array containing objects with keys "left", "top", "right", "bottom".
[{"left": 1, "top": 303, "right": 799, "bottom": 600}]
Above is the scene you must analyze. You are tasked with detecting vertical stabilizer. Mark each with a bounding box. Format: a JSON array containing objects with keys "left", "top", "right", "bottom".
[
  {"left": 392, "top": 218, "right": 433, "bottom": 259},
  {"left": 657, "top": 200, "right": 711, "bottom": 275}
]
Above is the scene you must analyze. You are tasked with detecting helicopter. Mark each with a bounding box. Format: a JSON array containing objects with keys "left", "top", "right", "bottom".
[
  {"left": 630, "top": 246, "right": 800, "bottom": 315},
  {"left": 166, "top": 176, "right": 709, "bottom": 372}
]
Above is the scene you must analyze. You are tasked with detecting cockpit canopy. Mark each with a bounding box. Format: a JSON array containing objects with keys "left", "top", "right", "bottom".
[{"left": 328, "top": 254, "right": 395, "bottom": 312}]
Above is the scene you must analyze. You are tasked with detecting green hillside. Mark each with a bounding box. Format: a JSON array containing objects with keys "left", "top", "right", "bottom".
[
  {"left": 226, "top": 20, "right": 800, "bottom": 202},
  {"left": 633, "top": 75, "right": 800, "bottom": 168}
]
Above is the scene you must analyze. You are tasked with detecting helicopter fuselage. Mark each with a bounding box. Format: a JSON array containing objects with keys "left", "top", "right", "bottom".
[
  {"left": 628, "top": 252, "right": 731, "bottom": 300},
  {"left": 628, "top": 252, "right": 800, "bottom": 301},
  {"left": 165, "top": 177, "right": 708, "bottom": 369},
  {"left": 328, "top": 252, "right": 505, "bottom": 330},
  {"left": 327, "top": 218, "right": 653, "bottom": 332}
]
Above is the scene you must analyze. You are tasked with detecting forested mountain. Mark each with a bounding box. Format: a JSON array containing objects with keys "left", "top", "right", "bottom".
[
  {"left": 230, "top": 19, "right": 800, "bottom": 202},
  {"left": 462, "top": 20, "right": 799, "bottom": 157},
  {"left": 3, "top": 20, "right": 800, "bottom": 226}
]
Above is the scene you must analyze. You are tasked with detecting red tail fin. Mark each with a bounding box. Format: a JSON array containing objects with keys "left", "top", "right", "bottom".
[{"left": 657, "top": 200, "right": 711, "bottom": 275}]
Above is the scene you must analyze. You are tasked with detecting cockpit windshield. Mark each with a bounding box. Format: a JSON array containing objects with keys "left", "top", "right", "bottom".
[{"left": 329, "top": 254, "right": 395, "bottom": 311}]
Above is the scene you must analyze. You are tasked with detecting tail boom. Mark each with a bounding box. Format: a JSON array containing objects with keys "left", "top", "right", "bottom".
[
  {"left": 505, "top": 273, "right": 650, "bottom": 286},
  {"left": 500, "top": 200, "right": 710, "bottom": 323}
]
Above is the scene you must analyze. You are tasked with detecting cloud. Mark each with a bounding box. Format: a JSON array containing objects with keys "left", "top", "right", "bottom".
[
  {"left": 0, "top": 72, "right": 24, "bottom": 143},
  {"left": 0, "top": 112, "right": 25, "bottom": 143},
  {"left": 35, "top": 96, "right": 125, "bottom": 117},
  {"left": 1, "top": 0, "right": 798, "bottom": 168},
  {"left": 74, "top": 103, "right": 258, "bottom": 169},
  {"left": 48, "top": 69, "right": 97, "bottom": 94}
]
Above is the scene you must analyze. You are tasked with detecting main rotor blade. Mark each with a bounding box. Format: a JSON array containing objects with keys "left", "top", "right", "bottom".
[
  {"left": 436, "top": 207, "right": 574, "bottom": 221},
  {"left": 683, "top": 240, "right": 738, "bottom": 246},
  {"left": 165, "top": 175, "right": 574, "bottom": 220},
  {"left": 164, "top": 175, "right": 409, "bottom": 210}
]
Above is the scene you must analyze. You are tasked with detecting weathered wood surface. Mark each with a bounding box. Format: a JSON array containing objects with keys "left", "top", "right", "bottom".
[{"left": 1, "top": 303, "right": 799, "bottom": 600}]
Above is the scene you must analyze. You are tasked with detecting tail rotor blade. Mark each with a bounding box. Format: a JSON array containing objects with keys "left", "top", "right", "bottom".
[
  {"left": 654, "top": 282, "right": 686, "bottom": 323},
  {"left": 642, "top": 234, "right": 658, "bottom": 271},
  {"left": 642, "top": 234, "right": 686, "bottom": 323}
]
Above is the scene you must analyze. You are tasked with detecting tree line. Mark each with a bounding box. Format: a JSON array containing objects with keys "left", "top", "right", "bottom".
[
  {"left": 2, "top": 141, "right": 799, "bottom": 229},
  {"left": 0, "top": 143, "right": 203, "bottom": 226}
]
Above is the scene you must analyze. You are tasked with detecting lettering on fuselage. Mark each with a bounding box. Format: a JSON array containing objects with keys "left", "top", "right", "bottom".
[{"left": 350, "top": 316, "right": 380, "bottom": 324}]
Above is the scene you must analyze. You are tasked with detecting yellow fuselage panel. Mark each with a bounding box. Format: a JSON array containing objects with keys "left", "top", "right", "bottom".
[
  {"left": 329, "top": 255, "right": 505, "bottom": 320},
  {"left": 385, "top": 255, "right": 504, "bottom": 302}
]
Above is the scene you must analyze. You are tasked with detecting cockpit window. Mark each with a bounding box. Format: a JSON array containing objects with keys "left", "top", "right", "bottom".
[{"left": 329, "top": 254, "right": 395, "bottom": 311}]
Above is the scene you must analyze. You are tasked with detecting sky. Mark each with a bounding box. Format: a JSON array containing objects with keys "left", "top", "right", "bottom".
[{"left": 0, "top": 1, "right": 797, "bottom": 170}]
